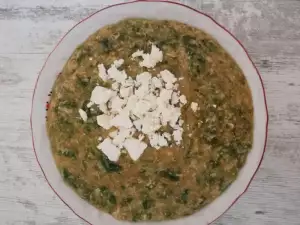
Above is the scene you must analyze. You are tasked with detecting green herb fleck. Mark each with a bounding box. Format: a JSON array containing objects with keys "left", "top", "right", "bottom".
[
  {"left": 142, "top": 199, "right": 154, "bottom": 210},
  {"left": 159, "top": 169, "right": 180, "bottom": 181},
  {"left": 180, "top": 189, "right": 189, "bottom": 204},
  {"left": 99, "top": 154, "right": 122, "bottom": 173},
  {"left": 57, "top": 149, "right": 76, "bottom": 159}
]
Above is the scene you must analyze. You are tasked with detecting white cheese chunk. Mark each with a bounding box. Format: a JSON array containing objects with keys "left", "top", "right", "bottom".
[
  {"left": 113, "top": 59, "right": 124, "bottom": 68},
  {"left": 99, "top": 103, "right": 109, "bottom": 114},
  {"left": 171, "top": 92, "right": 179, "bottom": 105},
  {"left": 97, "top": 114, "right": 112, "bottom": 129},
  {"left": 133, "top": 119, "right": 143, "bottom": 131},
  {"left": 191, "top": 102, "right": 199, "bottom": 112},
  {"left": 159, "top": 89, "right": 173, "bottom": 103},
  {"left": 148, "top": 133, "right": 168, "bottom": 149},
  {"left": 110, "top": 96, "right": 127, "bottom": 114},
  {"left": 97, "top": 138, "right": 120, "bottom": 162},
  {"left": 138, "top": 134, "right": 145, "bottom": 141},
  {"left": 78, "top": 109, "right": 87, "bottom": 122},
  {"left": 110, "top": 111, "right": 133, "bottom": 129},
  {"left": 160, "top": 69, "right": 177, "bottom": 84},
  {"left": 90, "top": 86, "right": 115, "bottom": 105},
  {"left": 163, "top": 132, "right": 171, "bottom": 141},
  {"left": 131, "top": 50, "right": 144, "bottom": 58},
  {"left": 132, "top": 44, "right": 163, "bottom": 68},
  {"left": 107, "top": 65, "right": 127, "bottom": 83},
  {"left": 179, "top": 95, "right": 187, "bottom": 105},
  {"left": 119, "top": 86, "right": 133, "bottom": 98},
  {"left": 112, "top": 128, "right": 131, "bottom": 148},
  {"left": 136, "top": 72, "right": 152, "bottom": 84},
  {"left": 121, "top": 76, "right": 135, "bottom": 88},
  {"left": 109, "top": 130, "right": 119, "bottom": 138},
  {"left": 173, "top": 128, "right": 183, "bottom": 145},
  {"left": 123, "top": 138, "right": 147, "bottom": 161},
  {"left": 87, "top": 102, "right": 93, "bottom": 108},
  {"left": 111, "top": 82, "right": 119, "bottom": 91},
  {"left": 98, "top": 64, "right": 108, "bottom": 81}
]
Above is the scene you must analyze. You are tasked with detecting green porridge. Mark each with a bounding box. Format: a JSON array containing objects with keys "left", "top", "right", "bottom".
[{"left": 46, "top": 19, "right": 253, "bottom": 221}]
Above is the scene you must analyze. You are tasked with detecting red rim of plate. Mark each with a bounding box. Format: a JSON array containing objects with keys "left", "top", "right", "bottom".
[{"left": 30, "top": 0, "right": 269, "bottom": 224}]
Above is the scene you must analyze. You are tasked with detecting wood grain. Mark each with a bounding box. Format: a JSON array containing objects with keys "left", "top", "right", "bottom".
[{"left": 0, "top": 0, "right": 299, "bottom": 224}]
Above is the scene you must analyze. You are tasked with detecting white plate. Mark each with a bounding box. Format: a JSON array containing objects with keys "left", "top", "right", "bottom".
[{"left": 31, "top": 1, "right": 269, "bottom": 224}]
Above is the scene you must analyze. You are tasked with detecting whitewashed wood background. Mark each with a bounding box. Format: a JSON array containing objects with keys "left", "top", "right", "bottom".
[{"left": 0, "top": 0, "right": 300, "bottom": 224}]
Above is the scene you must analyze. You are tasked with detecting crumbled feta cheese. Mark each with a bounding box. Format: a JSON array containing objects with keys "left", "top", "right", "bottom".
[
  {"left": 171, "top": 92, "right": 179, "bottom": 105},
  {"left": 159, "top": 89, "right": 173, "bottom": 103},
  {"left": 138, "top": 134, "right": 145, "bottom": 141},
  {"left": 83, "top": 48, "right": 189, "bottom": 161},
  {"left": 110, "top": 96, "right": 127, "bottom": 114},
  {"left": 112, "top": 128, "right": 131, "bottom": 148},
  {"left": 148, "top": 133, "right": 168, "bottom": 149},
  {"left": 191, "top": 102, "right": 199, "bottom": 112},
  {"left": 111, "top": 82, "right": 119, "bottom": 91},
  {"left": 132, "top": 44, "right": 163, "bottom": 68},
  {"left": 160, "top": 69, "right": 177, "bottom": 84},
  {"left": 133, "top": 119, "right": 143, "bottom": 131},
  {"left": 173, "top": 83, "right": 179, "bottom": 90},
  {"left": 110, "top": 111, "right": 133, "bottom": 129},
  {"left": 179, "top": 95, "right": 187, "bottom": 105},
  {"left": 87, "top": 102, "right": 93, "bottom": 108},
  {"left": 119, "top": 86, "right": 133, "bottom": 98},
  {"left": 136, "top": 72, "right": 152, "bottom": 84},
  {"left": 123, "top": 138, "right": 147, "bottom": 161},
  {"left": 165, "top": 82, "right": 174, "bottom": 90},
  {"left": 97, "top": 114, "right": 112, "bottom": 129},
  {"left": 99, "top": 103, "right": 108, "bottom": 114},
  {"left": 98, "top": 64, "right": 108, "bottom": 81},
  {"left": 97, "top": 138, "right": 120, "bottom": 161},
  {"left": 109, "top": 130, "right": 119, "bottom": 138},
  {"left": 151, "top": 76, "right": 163, "bottom": 88},
  {"left": 163, "top": 132, "right": 171, "bottom": 141},
  {"left": 173, "top": 128, "right": 183, "bottom": 145},
  {"left": 131, "top": 99, "right": 152, "bottom": 118},
  {"left": 113, "top": 59, "right": 124, "bottom": 68},
  {"left": 78, "top": 109, "right": 87, "bottom": 122},
  {"left": 107, "top": 65, "right": 127, "bottom": 83},
  {"left": 121, "top": 76, "right": 134, "bottom": 88},
  {"left": 132, "top": 50, "right": 144, "bottom": 58},
  {"left": 90, "top": 86, "right": 115, "bottom": 105}
]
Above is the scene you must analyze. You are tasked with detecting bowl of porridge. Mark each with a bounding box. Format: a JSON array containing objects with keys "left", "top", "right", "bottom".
[{"left": 31, "top": 1, "right": 268, "bottom": 224}]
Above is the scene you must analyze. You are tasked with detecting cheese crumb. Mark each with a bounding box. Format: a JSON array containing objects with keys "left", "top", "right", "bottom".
[
  {"left": 78, "top": 109, "right": 87, "bottom": 122},
  {"left": 90, "top": 86, "right": 115, "bottom": 105},
  {"left": 86, "top": 102, "right": 93, "bottom": 108},
  {"left": 123, "top": 138, "right": 147, "bottom": 161},
  {"left": 110, "top": 111, "right": 133, "bottom": 129},
  {"left": 97, "top": 138, "right": 120, "bottom": 161},
  {"left": 97, "top": 114, "right": 112, "bottom": 129},
  {"left": 109, "top": 130, "right": 119, "bottom": 138},
  {"left": 179, "top": 95, "right": 187, "bottom": 105},
  {"left": 191, "top": 102, "right": 199, "bottom": 112},
  {"left": 107, "top": 65, "right": 127, "bottom": 83},
  {"left": 132, "top": 44, "right": 163, "bottom": 68},
  {"left": 98, "top": 64, "right": 108, "bottom": 81},
  {"left": 113, "top": 59, "right": 124, "bottom": 68}
]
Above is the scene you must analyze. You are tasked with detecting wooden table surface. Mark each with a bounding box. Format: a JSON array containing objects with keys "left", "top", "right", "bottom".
[{"left": 1, "top": 0, "right": 300, "bottom": 224}]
